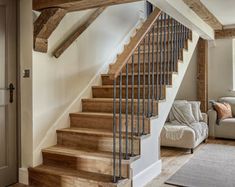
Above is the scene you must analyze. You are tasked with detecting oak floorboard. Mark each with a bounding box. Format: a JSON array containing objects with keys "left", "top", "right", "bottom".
[{"left": 145, "top": 139, "right": 235, "bottom": 187}]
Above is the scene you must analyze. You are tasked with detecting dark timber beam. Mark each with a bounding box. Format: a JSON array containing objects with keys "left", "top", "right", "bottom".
[
  {"left": 215, "top": 28, "right": 235, "bottom": 39},
  {"left": 34, "top": 8, "right": 67, "bottom": 52},
  {"left": 197, "top": 38, "right": 208, "bottom": 113},
  {"left": 183, "top": 0, "right": 222, "bottom": 30},
  {"left": 33, "top": 0, "right": 143, "bottom": 12}
]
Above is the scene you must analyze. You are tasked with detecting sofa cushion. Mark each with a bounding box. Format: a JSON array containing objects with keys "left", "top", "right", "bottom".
[
  {"left": 219, "top": 118, "right": 235, "bottom": 126},
  {"left": 161, "top": 122, "right": 208, "bottom": 149},
  {"left": 219, "top": 97, "right": 235, "bottom": 117},
  {"left": 213, "top": 102, "right": 232, "bottom": 121},
  {"left": 169, "top": 102, "right": 196, "bottom": 124}
]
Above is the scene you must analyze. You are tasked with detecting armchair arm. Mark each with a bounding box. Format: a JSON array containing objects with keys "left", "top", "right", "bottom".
[{"left": 207, "top": 109, "right": 217, "bottom": 137}]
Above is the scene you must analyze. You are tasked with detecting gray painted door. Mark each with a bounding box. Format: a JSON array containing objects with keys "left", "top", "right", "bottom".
[{"left": 0, "top": 0, "right": 17, "bottom": 186}]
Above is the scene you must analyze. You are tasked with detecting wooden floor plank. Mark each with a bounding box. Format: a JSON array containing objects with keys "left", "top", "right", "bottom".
[{"left": 145, "top": 139, "right": 235, "bottom": 187}]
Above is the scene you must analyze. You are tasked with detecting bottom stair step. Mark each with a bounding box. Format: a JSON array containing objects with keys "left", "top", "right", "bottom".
[
  {"left": 29, "top": 165, "right": 131, "bottom": 187},
  {"left": 42, "top": 145, "right": 139, "bottom": 178}
]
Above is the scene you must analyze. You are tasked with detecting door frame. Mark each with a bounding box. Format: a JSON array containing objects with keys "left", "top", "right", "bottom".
[{"left": 16, "top": 0, "right": 21, "bottom": 183}]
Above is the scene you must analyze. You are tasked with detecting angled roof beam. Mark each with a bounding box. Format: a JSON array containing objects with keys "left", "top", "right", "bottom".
[
  {"left": 33, "top": 0, "right": 143, "bottom": 12},
  {"left": 182, "top": 0, "right": 222, "bottom": 30}
]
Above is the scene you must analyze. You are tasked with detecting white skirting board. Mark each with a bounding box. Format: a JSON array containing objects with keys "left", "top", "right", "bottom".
[
  {"left": 19, "top": 168, "right": 29, "bottom": 185},
  {"left": 132, "top": 160, "right": 162, "bottom": 187}
]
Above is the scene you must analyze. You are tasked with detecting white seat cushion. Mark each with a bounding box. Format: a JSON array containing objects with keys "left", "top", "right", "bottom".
[{"left": 161, "top": 122, "right": 208, "bottom": 149}]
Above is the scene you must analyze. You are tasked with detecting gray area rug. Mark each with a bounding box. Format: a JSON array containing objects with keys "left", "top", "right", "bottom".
[{"left": 166, "top": 144, "right": 235, "bottom": 187}]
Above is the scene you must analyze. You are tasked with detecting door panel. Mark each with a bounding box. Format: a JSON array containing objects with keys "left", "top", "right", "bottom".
[
  {"left": 0, "top": 0, "right": 17, "bottom": 186},
  {"left": 0, "top": 4, "right": 7, "bottom": 171}
]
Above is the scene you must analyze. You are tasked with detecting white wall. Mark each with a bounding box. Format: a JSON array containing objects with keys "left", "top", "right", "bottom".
[
  {"left": 176, "top": 38, "right": 235, "bottom": 106},
  {"left": 176, "top": 47, "right": 198, "bottom": 101},
  {"left": 32, "top": 2, "right": 146, "bottom": 166},
  {"left": 19, "top": 0, "right": 33, "bottom": 183},
  {"left": 208, "top": 39, "right": 235, "bottom": 101}
]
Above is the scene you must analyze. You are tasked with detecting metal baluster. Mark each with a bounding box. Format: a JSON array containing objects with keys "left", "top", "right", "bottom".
[
  {"left": 156, "top": 17, "right": 159, "bottom": 101},
  {"left": 131, "top": 54, "right": 134, "bottom": 156},
  {"left": 171, "top": 17, "right": 174, "bottom": 73},
  {"left": 142, "top": 37, "right": 146, "bottom": 134},
  {"left": 183, "top": 26, "right": 185, "bottom": 48},
  {"left": 119, "top": 71, "right": 122, "bottom": 179},
  {"left": 113, "top": 79, "right": 117, "bottom": 183},
  {"left": 125, "top": 63, "right": 129, "bottom": 160},
  {"left": 151, "top": 26, "right": 155, "bottom": 115},
  {"left": 159, "top": 14, "right": 163, "bottom": 100},
  {"left": 137, "top": 46, "right": 141, "bottom": 135},
  {"left": 163, "top": 13, "right": 167, "bottom": 86},
  {"left": 178, "top": 22, "right": 180, "bottom": 60},
  {"left": 181, "top": 24, "right": 184, "bottom": 49},
  {"left": 167, "top": 15, "right": 171, "bottom": 84},
  {"left": 174, "top": 20, "right": 177, "bottom": 71},
  {"left": 147, "top": 30, "right": 151, "bottom": 117}
]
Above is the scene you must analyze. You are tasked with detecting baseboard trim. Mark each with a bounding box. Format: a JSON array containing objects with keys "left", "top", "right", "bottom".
[
  {"left": 19, "top": 168, "right": 29, "bottom": 185},
  {"left": 132, "top": 160, "right": 162, "bottom": 187}
]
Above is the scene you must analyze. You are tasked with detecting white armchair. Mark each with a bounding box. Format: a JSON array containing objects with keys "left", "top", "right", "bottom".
[{"left": 208, "top": 97, "right": 235, "bottom": 139}]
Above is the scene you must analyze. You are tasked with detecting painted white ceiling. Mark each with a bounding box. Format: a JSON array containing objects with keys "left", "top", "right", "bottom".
[{"left": 201, "top": 0, "right": 235, "bottom": 26}]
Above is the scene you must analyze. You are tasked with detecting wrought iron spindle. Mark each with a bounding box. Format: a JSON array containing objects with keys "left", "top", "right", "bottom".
[
  {"left": 163, "top": 13, "right": 167, "bottom": 86},
  {"left": 137, "top": 46, "right": 141, "bottom": 135},
  {"left": 119, "top": 71, "right": 122, "bottom": 178},
  {"left": 151, "top": 26, "right": 155, "bottom": 114},
  {"left": 156, "top": 17, "right": 159, "bottom": 101},
  {"left": 113, "top": 79, "right": 117, "bottom": 183},
  {"left": 142, "top": 38, "right": 146, "bottom": 134},
  {"left": 131, "top": 54, "right": 134, "bottom": 156},
  {"left": 147, "top": 31, "right": 151, "bottom": 117},
  {"left": 125, "top": 63, "right": 129, "bottom": 160},
  {"left": 181, "top": 24, "right": 184, "bottom": 49},
  {"left": 174, "top": 20, "right": 177, "bottom": 71},
  {"left": 167, "top": 15, "right": 170, "bottom": 84},
  {"left": 159, "top": 14, "right": 163, "bottom": 100},
  {"left": 177, "top": 21, "right": 180, "bottom": 60},
  {"left": 172, "top": 19, "right": 173, "bottom": 73}
]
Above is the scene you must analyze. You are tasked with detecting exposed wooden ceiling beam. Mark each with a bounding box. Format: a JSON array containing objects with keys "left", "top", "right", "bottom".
[
  {"left": 182, "top": 0, "right": 222, "bottom": 30},
  {"left": 215, "top": 28, "right": 235, "bottom": 39},
  {"left": 34, "top": 8, "right": 67, "bottom": 52},
  {"left": 33, "top": 0, "right": 143, "bottom": 12}
]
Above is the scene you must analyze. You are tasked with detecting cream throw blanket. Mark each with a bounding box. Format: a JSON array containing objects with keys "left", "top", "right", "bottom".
[{"left": 164, "top": 101, "right": 207, "bottom": 141}]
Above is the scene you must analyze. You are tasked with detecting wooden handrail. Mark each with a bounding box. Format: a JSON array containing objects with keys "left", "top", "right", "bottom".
[
  {"left": 53, "top": 7, "right": 106, "bottom": 58},
  {"left": 108, "top": 8, "right": 162, "bottom": 80}
]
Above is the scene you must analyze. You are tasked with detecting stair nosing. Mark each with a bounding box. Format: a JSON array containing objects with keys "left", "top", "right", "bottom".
[
  {"left": 29, "top": 165, "right": 127, "bottom": 184},
  {"left": 57, "top": 127, "right": 141, "bottom": 139},
  {"left": 42, "top": 145, "right": 138, "bottom": 163}
]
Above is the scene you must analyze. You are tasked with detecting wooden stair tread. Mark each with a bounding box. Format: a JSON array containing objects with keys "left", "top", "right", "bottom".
[
  {"left": 92, "top": 85, "right": 166, "bottom": 88},
  {"left": 43, "top": 145, "right": 139, "bottom": 162},
  {"left": 101, "top": 72, "right": 173, "bottom": 76},
  {"left": 82, "top": 98, "right": 163, "bottom": 103},
  {"left": 70, "top": 111, "right": 159, "bottom": 119},
  {"left": 29, "top": 165, "right": 126, "bottom": 184},
  {"left": 57, "top": 127, "right": 140, "bottom": 139}
]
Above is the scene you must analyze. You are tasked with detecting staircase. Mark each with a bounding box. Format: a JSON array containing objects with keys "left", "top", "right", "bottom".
[{"left": 28, "top": 7, "right": 198, "bottom": 187}]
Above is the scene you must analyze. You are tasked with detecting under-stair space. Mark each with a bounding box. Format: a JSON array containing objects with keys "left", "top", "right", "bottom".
[{"left": 29, "top": 6, "right": 199, "bottom": 187}]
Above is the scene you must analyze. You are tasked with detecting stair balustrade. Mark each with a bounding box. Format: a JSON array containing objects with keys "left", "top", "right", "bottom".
[{"left": 108, "top": 9, "right": 191, "bottom": 183}]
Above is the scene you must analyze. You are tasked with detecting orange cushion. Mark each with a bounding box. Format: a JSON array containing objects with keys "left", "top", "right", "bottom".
[{"left": 213, "top": 102, "right": 232, "bottom": 120}]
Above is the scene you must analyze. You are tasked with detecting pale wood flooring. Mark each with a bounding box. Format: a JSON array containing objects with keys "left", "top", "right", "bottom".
[{"left": 145, "top": 139, "right": 235, "bottom": 187}]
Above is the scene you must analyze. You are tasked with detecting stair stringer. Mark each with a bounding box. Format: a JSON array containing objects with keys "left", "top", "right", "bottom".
[{"left": 131, "top": 31, "right": 199, "bottom": 187}]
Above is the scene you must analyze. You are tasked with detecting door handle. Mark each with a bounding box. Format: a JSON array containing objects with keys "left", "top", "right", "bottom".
[{"left": 8, "top": 83, "right": 15, "bottom": 103}]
